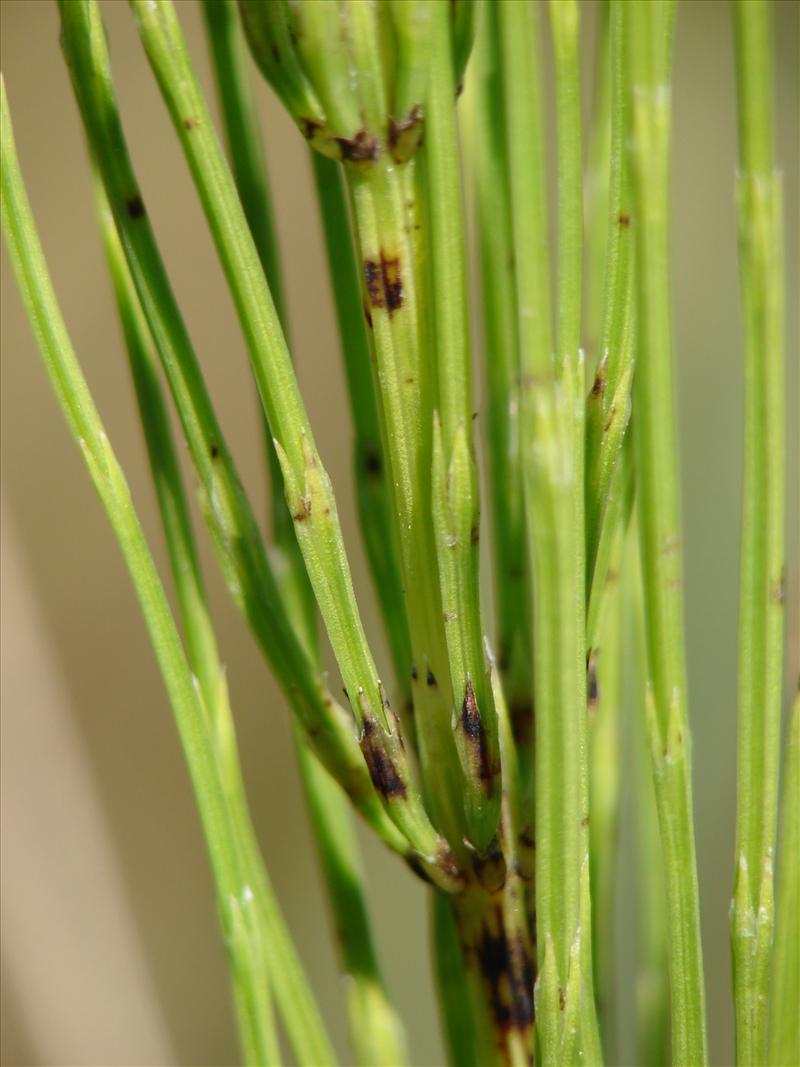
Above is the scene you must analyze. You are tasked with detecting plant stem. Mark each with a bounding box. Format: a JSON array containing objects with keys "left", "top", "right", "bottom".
[
  {"left": 200, "top": 13, "right": 406, "bottom": 1056},
  {"left": 94, "top": 174, "right": 341, "bottom": 1067},
  {"left": 499, "top": 1, "right": 600, "bottom": 1060},
  {"left": 201, "top": 0, "right": 315, "bottom": 645},
  {"left": 130, "top": 0, "right": 457, "bottom": 881},
  {"left": 624, "top": 524, "right": 670, "bottom": 1067},
  {"left": 731, "top": 3, "right": 785, "bottom": 1062},
  {"left": 466, "top": 0, "right": 533, "bottom": 781},
  {"left": 310, "top": 150, "right": 412, "bottom": 708},
  {"left": 1, "top": 79, "right": 283, "bottom": 1066},
  {"left": 425, "top": 0, "right": 502, "bottom": 854},
  {"left": 58, "top": 0, "right": 417, "bottom": 869},
  {"left": 768, "top": 692, "right": 800, "bottom": 1067},
  {"left": 625, "top": 3, "right": 708, "bottom": 1062}
]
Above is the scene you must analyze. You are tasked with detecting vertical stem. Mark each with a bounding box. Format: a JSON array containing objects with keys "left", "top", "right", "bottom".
[
  {"left": 466, "top": 0, "right": 533, "bottom": 779},
  {"left": 626, "top": 3, "right": 708, "bottom": 1063},
  {"left": 1, "top": 83, "right": 284, "bottom": 1064},
  {"left": 731, "top": 3, "right": 785, "bottom": 1063},
  {"left": 768, "top": 694, "right": 800, "bottom": 1067}
]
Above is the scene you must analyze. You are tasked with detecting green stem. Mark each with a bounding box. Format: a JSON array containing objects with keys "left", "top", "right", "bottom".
[
  {"left": 59, "top": 0, "right": 412, "bottom": 864},
  {"left": 94, "top": 176, "right": 337, "bottom": 1067},
  {"left": 426, "top": 0, "right": 501, "bottom": 854},
  {"left": 626, "top": 3, "right": 708, "bottom": 1062},
  {"left": 1, "top": 79, "right": 280, "bottom": 1066},
  {"left": 768, "top": 693, "right": 800, "bottom": 1067},
  {"left": 466, "top": 0, "right": 533, "bottom": 776},
  {"left": 130, "top": 0, "right": 456, "bottom": 880},
  {"left": 499, "top": 1, "right": 600, "bottom": 1061},
  {"left": 731, "top": 4, "right": 785, "bottom": 1063},
  {"left": 629, "top": 530, "right": 669, "bottom": 1067},
  {"left": 310, "top": 150, "right": 412, "bottom": 707},
  {"left": 201, "top": 0, "right": 315, "bottom": 646},
  {"left": 295, "top": 736, "right": 408, "bottom": 1067}
]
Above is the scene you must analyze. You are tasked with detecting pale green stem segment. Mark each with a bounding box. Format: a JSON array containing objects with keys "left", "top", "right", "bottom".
[
  {"left": 585, "top": 0, "right": 636, "bottom": 603},
  {"left": 310, "top": 150, "right": 412, "bottom": 709},
  {"left": 587, "top": 527, "right": 624, "bottom": 1055},
  {"left": 201, "top": 0, "right": 315, "bottom": 647},
  {"left": 466, "top": 1, "right": 533, "bottom": 784},
  {"left": 426, "top": 0, "right": 502, "bottom": 854},
  {"left": 625, "top": 3, "right": 708, "bottom": 1063},
  {"left": 1, "top": 80, "right": 286, "bottom": 1067},
  {"left": 731, "top": 4, "right": 786, "bottom": 1063},
  {"left": 58, "top": 0, "right": 410, "bottom": 859},
  {"left": 431, "top": 891, "right": 478, "bottom": 1067},
  {"left": 199, "top": 13, "right": 406, "bottom": 1055},
  {"left": 94, "top": 179, "right": 337, "bottom": 1067},
  {"left": 499, "top": 1, "right": 600, "bottom": 1061},
  {"left": 629, "top": 531, "right": 669, "bottom": 1067},
  {"left": 294, "top": 735, "right": 408, "bottom": 1067},
  {"left": 584, "top": 0, "right": 612, "bottom": 365},
  {"left": 768, "top": 693, "right": 800, "bottom": 1067},
  {"left": 128, "top": 0, "right": 458, "bottom": 883}
]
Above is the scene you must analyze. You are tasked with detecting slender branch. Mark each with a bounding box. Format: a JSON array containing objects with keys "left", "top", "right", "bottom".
[
  {"left": 95, "top": 178, "right": 339, "bottom": 1067},
  {"left": 768, "top": 692, "right": 800, "bottom": 1067},
  {"left": 129, "top": 0, "right": 457, "bottom": 880},
  {"left": 731, "top": 3, "right": 785, "bottom": 1062},
  {"left": 625, "top": 3, "right": 708, "bottom": 1062},
  {"left": 1, "top": 80, "right": 286, "bottom": 1066},
  {"left": 58, "top": 0, "right": 410, "bottom": 861}
]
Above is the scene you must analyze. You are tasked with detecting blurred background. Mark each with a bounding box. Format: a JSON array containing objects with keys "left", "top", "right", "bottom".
[{"left": 1, "top": 2, "right": 797, "bottom": 1065}]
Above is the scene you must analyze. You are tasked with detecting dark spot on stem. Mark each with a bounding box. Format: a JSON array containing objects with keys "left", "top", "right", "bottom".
[
  {"left": 364, "top": 444, "right": 381, "bottom": 477},
  {"left": 587, "top": 652, "right": 599, "bottom": 707},
  {"left": 363, "top": 304, "right": 373, "bottom": 329},
  {"left": 509, "top": 701, "right": 532, "bottom": 747},
  {"left": 209, "top": 441, "right": 219, "bottom": 459},
  {"left": 363, "top": 252, "right": 405, "bottom": 316},
  {"left": 126, "top": 194, "right": 145, "bottom": 219},
  {"left": 471, "top": 523, "right": 480, "bottom": 545},
  {"left": 426, "top": 667, "right": 437, "bottom": 688},
  {"left": 334, "top": 128, "right": 379, "bottom": 163},
  {"left": 618, "top": 212, "right": 631, "bottom": 227},
  {"left": 271, "top": 44, "right": 281, "bottom": 64},
  {"left": 359, "top": 715, "right": 406, "bottom": 798},
  {"left": 410, "top": 664, "right": 419, "bottom": 682},
  {"left": 603, "top": 403, "right": 617, "bottom": 432},
  {"left": 475, "top": 912, "right": 535, "bottom": 1033},
  {"left": 559, "top": 987, "right": 566, "bottom": 1011},
  {"left": 300, "top": 117, "right": 323, "bottom": 142},
  {"left": 183, "top": 116, "right": 199, "bottom": 131},
  {"left": 461, "top": 676, "right": 498, "bottom": 786},
  {"left": 388, "top": 104, "right": 423, "bottom": 161},
  {"left": 292, "top": 497, "right": 311, "bottom": 523}
]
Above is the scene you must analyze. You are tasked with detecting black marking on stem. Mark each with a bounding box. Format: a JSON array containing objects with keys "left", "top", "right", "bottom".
[
  {"left": 587, "top": 652, "right": 599, "bottom": 708},
  {"left": 363, "top": 443, "right": 381, "bottom": 477},
  {"left": 410, "top": 664, "right": 419, "bottom": 682},
  {"left": 209, "top": 441, "right": 219, "bottom": 459},
  {"left": 335, "top": 128, "right": 379, "bottom": 163},
  {"left": 363, "top": 252, "right": 405, "bottom": 316},
  {"left": 426, "top": 667, "right": 437, "bottom": 688},
  {"left": 270, "top": 44, "right": 281, "bottom": 64},
  {"left": 359, "top": 714, "right": 406, "bottom": 798},
  {"left": 300, "top": 117, "right": 323, "bottom": 141},
  {"left": 471, "top": 523, "right": 480, "bottom": 545},
  {"left": 618, "top": 212, "right": 631, "bottom": 227},
  {"left": 183, "top": 116, "right": 199, "bottom": 131},
  {"left": 126, "top": 194, "right": 145, "bottom": 219},
  {"left": 591, "top": 355, "right": 607, "bottom": 398},
  {"left": 460, "top": 676, "right": 497, "bottom": 785},
  {"left": 363, "top": 303, "right": 373, "bottom": 329},
  {"left": 475, "top": 910, "right": 535, "bottom": 1033}
]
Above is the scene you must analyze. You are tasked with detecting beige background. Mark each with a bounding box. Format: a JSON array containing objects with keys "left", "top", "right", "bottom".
[{"left": 1, "top": 1, "right": 798, "bottom": 1065}]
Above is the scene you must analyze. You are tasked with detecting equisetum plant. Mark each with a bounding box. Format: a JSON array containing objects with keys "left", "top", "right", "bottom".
[{"left": 1, "top": 1, "right": 795, "bottom": 1065}]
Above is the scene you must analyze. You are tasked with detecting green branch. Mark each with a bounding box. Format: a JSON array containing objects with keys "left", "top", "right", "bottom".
[{"left": 731, "top": 3, "right": 786, "bottom": 1062}]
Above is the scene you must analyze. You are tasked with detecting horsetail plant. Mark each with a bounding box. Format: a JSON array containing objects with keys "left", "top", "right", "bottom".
[{"left": 1, "top": 1, "right": 795, "bottom": 1066}]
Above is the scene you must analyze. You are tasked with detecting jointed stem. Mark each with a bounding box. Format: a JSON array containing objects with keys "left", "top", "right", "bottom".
[
  {"left": 626, "top": 3, "right": 708, "bottom": 1063},
  {"left": 731, "top": 4, "right": 785, "bottom": 1063},
  {"left": 2, "top": 80, "right": 287, "bottom": 1067}
]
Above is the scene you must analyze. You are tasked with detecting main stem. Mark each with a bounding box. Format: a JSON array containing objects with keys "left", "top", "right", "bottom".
[{"left": 626, "top": 3, "right": 708, "bottom": 1063}]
